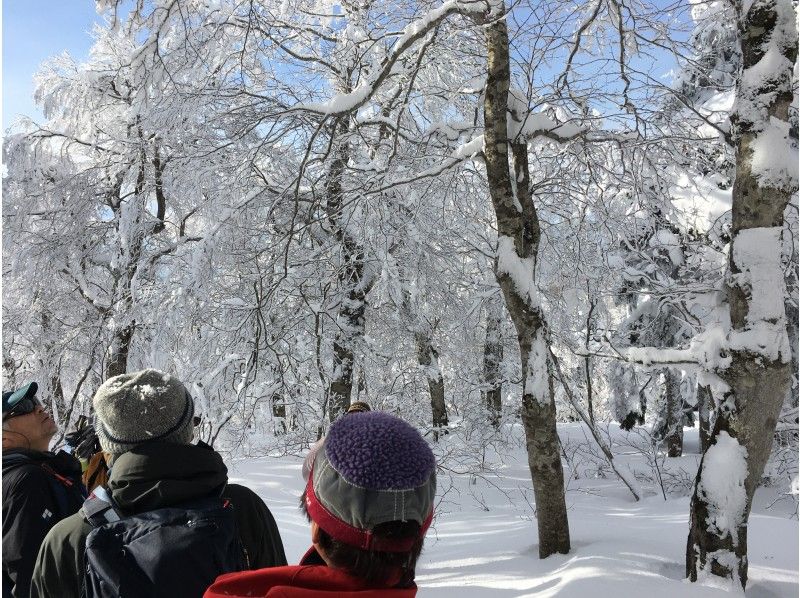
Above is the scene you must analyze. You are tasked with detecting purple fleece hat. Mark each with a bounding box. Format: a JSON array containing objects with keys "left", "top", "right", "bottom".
[{"left": 307, "top": 412, "right": 436, "bottom": 549}]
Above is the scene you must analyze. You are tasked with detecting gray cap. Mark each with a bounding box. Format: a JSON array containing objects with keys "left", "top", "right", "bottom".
[{"left": 93, "top": 369, "right": 194, "bottom": 456}]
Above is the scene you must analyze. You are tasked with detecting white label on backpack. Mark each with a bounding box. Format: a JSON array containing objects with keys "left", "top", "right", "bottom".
[{"left": 41, "top": 509, "right": 52, "bottom": 520}]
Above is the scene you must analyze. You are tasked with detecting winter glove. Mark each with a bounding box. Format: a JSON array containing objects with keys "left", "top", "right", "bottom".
[{"left": 64, "top": 423, "right": 101, "bottom": 460}]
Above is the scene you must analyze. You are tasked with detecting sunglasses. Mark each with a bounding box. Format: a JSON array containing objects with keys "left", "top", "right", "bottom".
[{"left": 3, "top": 397, "right": 42, "bottom": 421}]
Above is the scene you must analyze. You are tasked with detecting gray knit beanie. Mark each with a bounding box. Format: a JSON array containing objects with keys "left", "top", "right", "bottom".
[{"left": 93, "top": 369, "right": 195, "bottom": 456}]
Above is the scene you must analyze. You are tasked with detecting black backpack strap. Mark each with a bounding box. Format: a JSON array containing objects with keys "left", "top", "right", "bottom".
[{"left": 82, "top": 486, "right": 121, "bottom": 527}]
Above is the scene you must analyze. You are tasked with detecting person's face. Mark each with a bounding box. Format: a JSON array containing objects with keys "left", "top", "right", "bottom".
[{"left": 2, "top": 398, "right": 58, "bottom": 451}]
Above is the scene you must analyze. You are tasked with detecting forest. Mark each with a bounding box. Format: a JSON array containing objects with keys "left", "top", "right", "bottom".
[{"left": 2, "top": 0, "right": 798, "bottom": 594}]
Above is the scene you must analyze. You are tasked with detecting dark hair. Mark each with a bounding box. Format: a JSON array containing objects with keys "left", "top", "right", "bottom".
[{"left": 300, "top": 490, "right": 424, "bottom": 587}]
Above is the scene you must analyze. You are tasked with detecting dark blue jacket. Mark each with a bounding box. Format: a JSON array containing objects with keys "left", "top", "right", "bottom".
[{"left": 2, "top": 449, "right": 85, "bottom": 598}]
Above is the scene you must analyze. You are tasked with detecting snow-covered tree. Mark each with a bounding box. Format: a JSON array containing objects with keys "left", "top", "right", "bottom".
[{"left": 686, "top": 0, "right": 798, "bottom": 587}]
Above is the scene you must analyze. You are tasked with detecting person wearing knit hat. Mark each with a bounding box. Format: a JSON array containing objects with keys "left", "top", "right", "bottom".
[
  {"left": 31, "top": 369, "right": 288, "bottom": 598},
  {"left": 92, "top": 369, "right": 195, "bottom": 458},
  {"left": 205, "top": 411, "right": 437, "bottom": 598}
]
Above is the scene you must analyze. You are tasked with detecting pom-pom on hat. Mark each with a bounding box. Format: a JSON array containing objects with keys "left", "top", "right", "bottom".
[
  {"left": 305, "top": 412, "right": 436, "bottom": 552},
  {"left": 93, "top": 369, "right": 194, "bottom": 456}
]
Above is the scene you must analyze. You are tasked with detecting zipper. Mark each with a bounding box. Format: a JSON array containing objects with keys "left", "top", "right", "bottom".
[{"left": 41, "top": 463, "right": 74, "bottom": 487}]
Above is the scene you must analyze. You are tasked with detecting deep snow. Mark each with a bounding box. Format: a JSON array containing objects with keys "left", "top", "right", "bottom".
[{"left": 226, "top": 424, "right": 798, "bottom": 597}]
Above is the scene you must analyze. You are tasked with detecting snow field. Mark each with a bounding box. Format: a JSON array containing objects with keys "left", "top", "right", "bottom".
[{"left": 226, "top": 423, "right": 798, "bottom": 597}]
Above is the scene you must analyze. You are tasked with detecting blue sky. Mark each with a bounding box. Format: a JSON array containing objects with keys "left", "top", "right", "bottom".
[
  {"left": 1, "top": 1, "right": 686, "bottom": 133},
  {"left": 3, "top": 1, "right": 101, "bottom": 130}
]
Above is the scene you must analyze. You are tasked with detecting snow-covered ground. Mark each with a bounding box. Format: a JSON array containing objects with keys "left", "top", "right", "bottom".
[{"left": 226, "top": 423, "right": 798, "bottom": 597}]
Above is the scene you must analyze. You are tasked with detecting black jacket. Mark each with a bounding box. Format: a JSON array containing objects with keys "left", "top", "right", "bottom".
[
  {"left": 2, "top": 449, "right": 85, "bottom": 598},
  {"left": 30, "top": 441, "right": 287, "bottom": 598}
]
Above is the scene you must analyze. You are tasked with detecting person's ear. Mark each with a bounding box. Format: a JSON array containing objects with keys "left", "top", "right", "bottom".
[
  {"left": 311, "top": 520, "right": 323, "bottom": 545},
  {"left": 310, "top": 521, "right": 334, "bottom": 567}
]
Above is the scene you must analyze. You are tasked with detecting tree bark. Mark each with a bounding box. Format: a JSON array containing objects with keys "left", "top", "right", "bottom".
[
  {"left": 664, "top": 369, "right": 684, "bottom": 457},
  {"left": 103, "top": 133, "right": 163, "bottom": 382},
  {"left": 686, "top": 0, "right": 797, "bottom": 587},
  {"left": 584, "top": 294, "right": 597, "bottom": 424},
  {"left": 399, "top": 288, "right": 449, "bottom": 438},
  {"left": 105, "top": 319, "right": 135, "bottom": 380},
  {"left": 415, "top": 333, "right": 449, "bottom": 440},
  {"left": 39, "top": 310, "right": 67, "bottom": 423},
  {"left": 484, "top": 9, "right": 570, "bottom": 558},
  {"left": 786, "top": 293, "right": 798, "bottom": 408},
  {"left": 697, "top": 383, "right": 712, "bottom": 454},
  {"left": 483, "top": 294, "right": 504, "bottom": 427},
  {"left": 272, "top": 394, "right": 287, "bottom": 435}
]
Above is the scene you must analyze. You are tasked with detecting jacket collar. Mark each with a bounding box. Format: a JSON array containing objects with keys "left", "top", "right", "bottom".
[
  {"left": 206, "top": 556, "right": 418, "bottom": 598},
  {"left": 2, "top": 448, "right": 81, "bottom": 477},
  {"left": 107, "top": 441, "right": 228, "bottom": 512}
]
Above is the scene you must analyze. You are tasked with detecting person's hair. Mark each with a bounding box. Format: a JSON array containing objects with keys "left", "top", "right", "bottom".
[{"left": 300, "top": 490, "right": 424, "bottom": 587}]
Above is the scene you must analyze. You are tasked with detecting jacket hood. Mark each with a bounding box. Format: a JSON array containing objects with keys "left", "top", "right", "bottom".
[
  {"left": 107, "top": 441, "right": 228, "bottom": 512},
  {"left": 3, "top": 448, "right": 52, "bottom": 468}
]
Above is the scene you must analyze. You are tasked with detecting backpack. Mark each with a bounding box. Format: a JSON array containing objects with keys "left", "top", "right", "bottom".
[{"left": 81, "top": 487, "right": 246, "bottom": 598}]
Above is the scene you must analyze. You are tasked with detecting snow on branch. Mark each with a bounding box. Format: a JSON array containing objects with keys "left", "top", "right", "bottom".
[
  {"left": 591, "top": 227, "right": 790, "bottom": 379},
  {"left": 508, "top": 90, "right": 587, "bottom": 141},
  {"left": 507, "top": 90, "right": 642, "bottom": 145},
  {"left": 620, "top": 326, "right": 729, "bottom": 370},
  {"left": 291, "top": 0, "right": 489, "bottom": 116},
  {"left": 371, "top": 135, "right": 484, "bottom": 193}
]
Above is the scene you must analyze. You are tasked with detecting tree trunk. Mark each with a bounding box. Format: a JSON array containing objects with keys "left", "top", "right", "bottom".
[
  {"left": 104, "top": 139, "right": 149, "bottom": 382},
  {"left": 400, "top": 288, "right": 449, "bottom": 438},
  {"left": 519, "top": 327, "right": 571, "bottom": 557},
  {"left": 39, "top": 310, "right": 67, "bottom": 423},
  {"left": 272, "top": 394, "right": 287, "bottom": 435},
  {"left": 415, "top": 333, "right": 449, "bottom": 440},
  {"left": 584, "top": 295, "right": 597, "bottom": 424},
  {"left": 664, "top": 369, "right": 684, "bottom": 457},
  {"left": 105, "top": 320, "right": 134, "bottom": 380},
  {"left": 686, "top": 0, "right": 796, "bottom": 587},
  {"left": 47, "top": 374, "right": 66, "bottom": 427},
  {"left": 483, "top": 10, "right": 570, "bottom": 558},
  {"left": 325, "top": 121, "right": 370, "bottom": 421},
  {"left": 483, "top": 294, "right": 504, "bottom": 427},
  {"left": 786, "top": 293, "right": 798, "bottom": 408},
  {"left": 697, "top": 383, "right": 712, "bottom": 454}
]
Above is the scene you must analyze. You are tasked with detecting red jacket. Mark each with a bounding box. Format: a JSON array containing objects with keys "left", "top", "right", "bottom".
[{"left": 204, "top": 549, "right": 417, "bottom": 598}]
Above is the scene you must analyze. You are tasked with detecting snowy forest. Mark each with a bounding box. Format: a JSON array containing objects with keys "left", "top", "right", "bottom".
[{"left": 2, "top": 0, "right": 798, "bottom": 595}]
